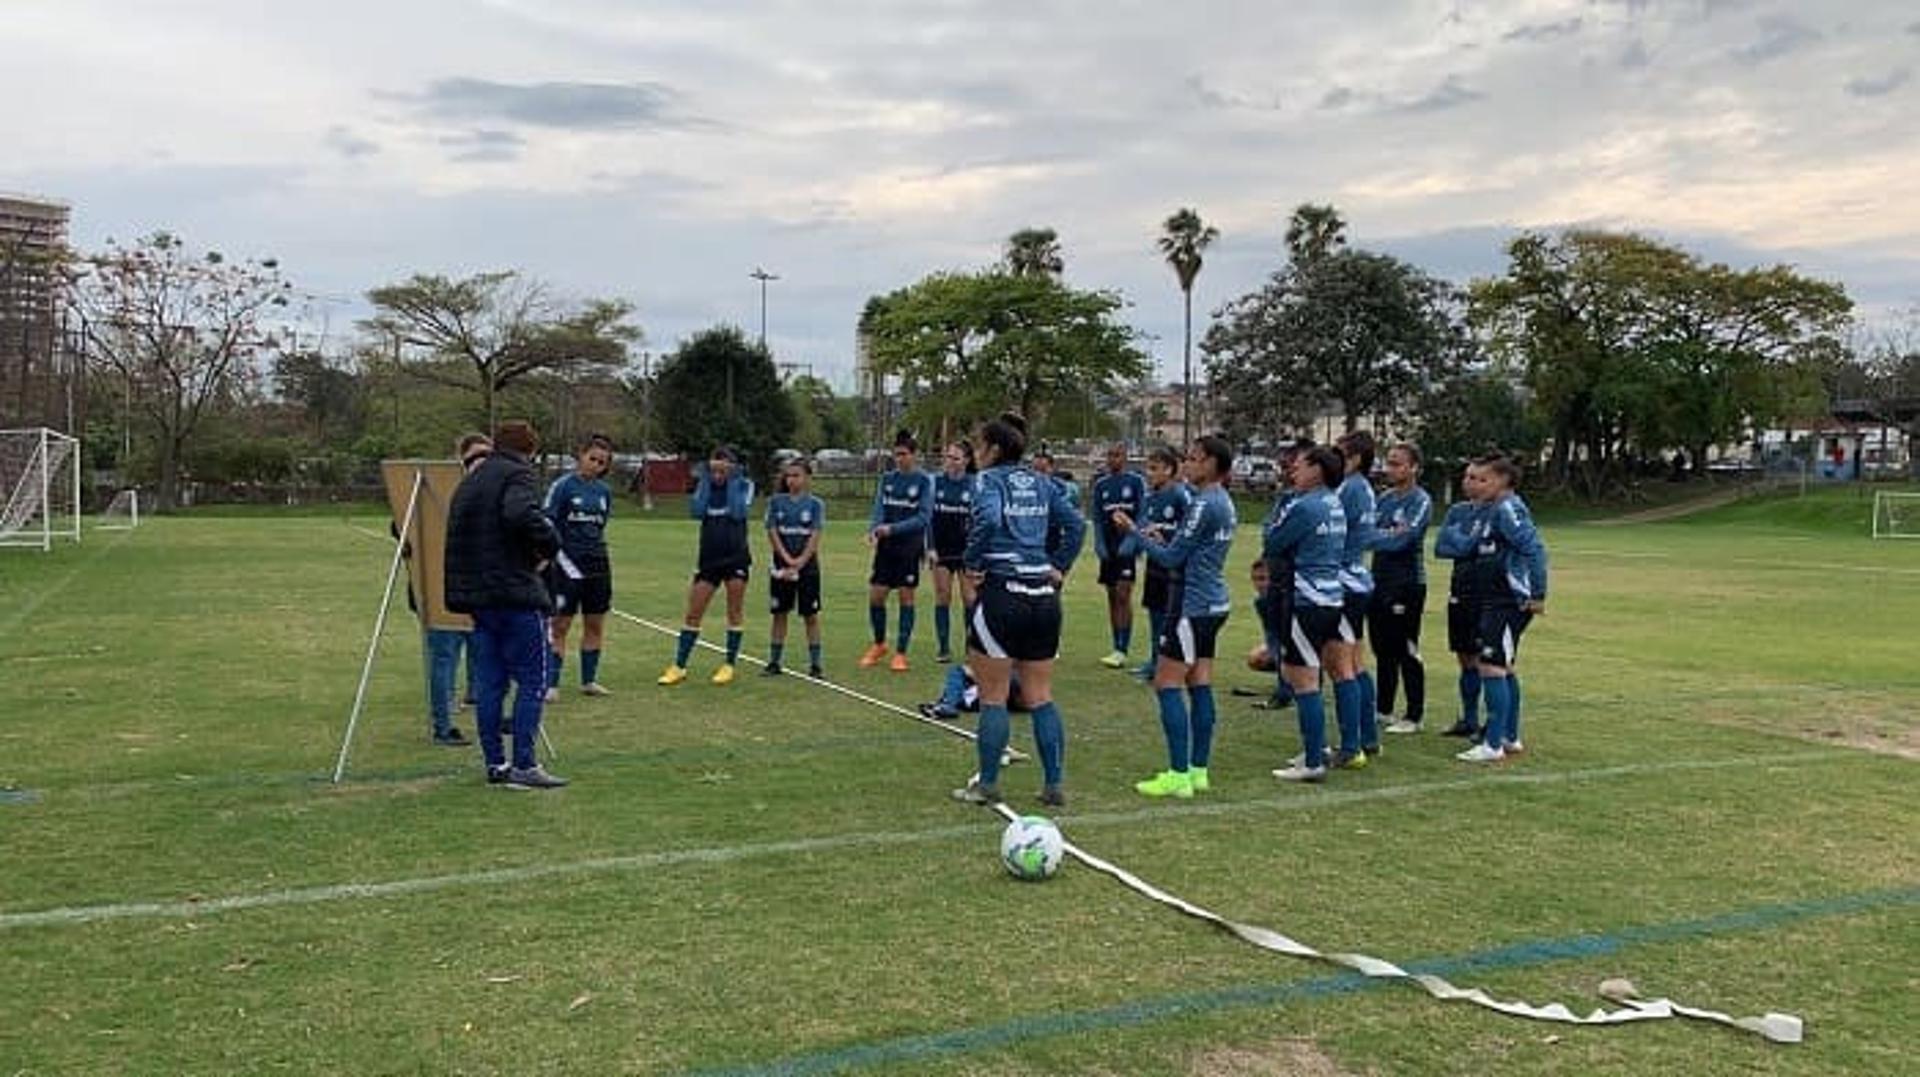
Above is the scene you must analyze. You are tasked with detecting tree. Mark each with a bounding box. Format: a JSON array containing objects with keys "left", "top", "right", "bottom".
[
  {"left": 1284, "top": 202, "right": 1348, "bottom": 265},
  {"left": 652, "top": 325, "right": 796, "bottom": 479},
  {"left": 1412, "top": 371, "right": 1547, "bottom": 492},
  {"left": 862, "top": 270, "right": 1149, "bottom": 442},
  {"left": 1158, "top": 208, "right": 1219, "bottom": 443},
  {"left": 272, "top": 350, "right": 365, "bottom": 445},
  {"left": 74, "top": 232, "right": 292, "bottom": 510},
  {"left": 1003, "top": 227, "right": 1064, "bottom": 279},
  {"left": 1205, "top": 248, "right": 1466, "bottom": 441},
  {"left": 362, "top": 271, "right": 639, "bottom": 431},
  {"left": 785, "top": 374, "right": 860, "bottom": 451}
]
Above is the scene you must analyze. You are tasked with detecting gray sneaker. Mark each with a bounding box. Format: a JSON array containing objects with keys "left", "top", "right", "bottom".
[
  {"left": 506, "top": 765, "right": 569, "bottom": 789},
  {"left": 951, "top": 779, "right": 1002, "bottom": 804}
]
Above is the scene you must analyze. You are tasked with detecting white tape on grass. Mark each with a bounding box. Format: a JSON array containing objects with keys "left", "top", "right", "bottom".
[
  {"left": 610, "top": 607, "right": 1026, "bottom": 762},
  {"left": 995, "top": 800, "right": 1805, "bottom": 1044},
  {"left": 0, "top": 751, "right": 1840, "bottom": 932}
]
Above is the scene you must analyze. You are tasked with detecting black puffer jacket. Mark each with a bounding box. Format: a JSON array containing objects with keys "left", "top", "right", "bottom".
[{"left": 444, "top": 449, "right": 560, "bottom": 612}]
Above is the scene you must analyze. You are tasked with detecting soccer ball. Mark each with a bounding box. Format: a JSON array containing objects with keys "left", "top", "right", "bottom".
[{"left": 999, "top": 815, "right": 1065, "bottom": 881}]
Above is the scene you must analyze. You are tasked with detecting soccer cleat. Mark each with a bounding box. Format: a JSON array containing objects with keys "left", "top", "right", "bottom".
[
  {"left": 935, "top": 650, "right": 953, "bottom": 665},
  {"left": 1037, "top": 784, "right": 1067, "bottom": 807},
  {"left": 1362, "top": 743, "right": 1382, "bottom": 759},
  {"left": 1100, "top": 650, "right": 1127, "bottom": 669},
  {"left": 1134, "top": 770, "right": 1195, "bottom": 799},
  {"left": 917, "top": 701, "right": 959, "bottom": 721},
  {"left": 858, "top": 643, "right": 889, "bottom": 668},
  {"left": 657, "top": 665, "right": 688, "bottom": 686},
  {"left": 485, "top": 764, "right": 511, "bottom": 785},
  {"left": 889, "top": 653, "right": 910, "bottom": 673},
  {"left": 1285, "top": 750, "right": 1330, "bottom": 769},
  {"left": 1251, "top": 693, "right": 1294, "bottom": 711},
  {"left": 1133, "top": 662, "right": 1155, "bottom": 680},
  {"left": 580, "top": 682, "right": 611, "bottom": 697},
  {"left": 1384, "top": 719, "right": 1422, "bottom": 734},
  {"left": 807, "top": 664, "right": 824, "bottom": 679},
  {"left": 710, "top": 664, "right": 736, "bottom": 686},
  {"left": 1273, "top": 763, "right": 1328, "bottom": 783},
  {"left": 761, "top": 662, "right": 784, "bottom": 677},
  {"left": 951, "top": 778, "right": 1002, "bottom": 804},
  {"left": 506, "top": 764, "right": 569, "bottom": 789},
  {"left": 1455, "top": 743, "right": 1506, "bottom": 764},
  {"left": 1189, "top": 765, "right": 1211, "bottom": 793},
  {"left": 543, "top": 687, "right": 560, "bottom": 704},
  {"left": 1441, "top": 720, "right": 1479, "bottom": 738},
  {"left": 1331, "top": 749, "right": 1369, "bottom": 771},
  {"left": 432, "top": 727, "right": 468, "bottom": 746},
  {"left": 1503, "top": 740, "right": 1526, "bottom": 756}
]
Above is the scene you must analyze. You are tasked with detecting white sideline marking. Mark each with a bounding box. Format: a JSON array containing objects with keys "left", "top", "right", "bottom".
[
  {"left": 343, "top": 522, "right": 390, "bottom": 543},
  {"left": 0, "top": 751, "right": 1840, "bottom": 931}
]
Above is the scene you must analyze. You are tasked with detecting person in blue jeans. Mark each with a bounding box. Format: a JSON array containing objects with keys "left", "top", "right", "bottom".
[
  {"left": 421, "top": 433, "right": 494, "bottom": 744},
  {"left": 444, "top": 420, "right": 567, "bottom": 789}
]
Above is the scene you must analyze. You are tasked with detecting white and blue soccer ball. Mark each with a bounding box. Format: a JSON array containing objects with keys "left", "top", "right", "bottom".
[{"left": 1000, "top": 815, "right": 1065, "bottom": 881}]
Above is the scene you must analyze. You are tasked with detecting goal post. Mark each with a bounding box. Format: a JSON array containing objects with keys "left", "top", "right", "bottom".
[
  {"left": 98, "top": 488, "right": 140, "bottom": 530},
  {"left": 0, "top": 427, "right": 82, "bottom": 551},
  {"left": 1871, "top": 490, "right": 1920, "bottom": 539}
]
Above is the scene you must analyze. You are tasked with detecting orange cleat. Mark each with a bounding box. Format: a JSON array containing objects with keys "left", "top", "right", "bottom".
[
  {"left": 889, "top": 652, "right": 910, "bottom": 673},
  {"left": 858, "top": 643, "right": 890, "bottom": 668}
]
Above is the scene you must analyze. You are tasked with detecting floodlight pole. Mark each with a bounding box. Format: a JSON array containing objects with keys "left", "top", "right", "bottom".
[
  {"left": 750, "top": 267, "right": 779, "bottom": 349},
  {"left": 333, "top": 469, "right": 422, "bottom": 783}
]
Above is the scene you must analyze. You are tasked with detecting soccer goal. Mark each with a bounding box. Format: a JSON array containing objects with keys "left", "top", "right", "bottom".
[
  {"left": 98, "top": 488, "right": 140, "bottom": 530},
  {"left": 0, "top": 427, "right": 82, "bottom": 551},
  {"left": 1870, "top": 490, "right": 1920, "bottom": 539}
]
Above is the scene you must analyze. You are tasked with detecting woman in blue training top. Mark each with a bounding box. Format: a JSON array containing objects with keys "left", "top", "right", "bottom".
[
  {"left": 1433, "top": 465, "right": 1488, "bottom": 739},
  {"left": 1133, "top": 445, "right": 1192, "bottom": 680},
  {"left": 659, "top": 446, "right": 755, "bottom": 687},
  {"left": 762, "top": 457, "right": 825, "bottom": 679},
  {"left": 1456, "top": 453, "right": 1548, "bottom": 764},
  {"left": 951, "top": 414, "right": 1085, "bottom": 808},
  {"left": 1268, "top": 445, "right": 1353, "bottom": 784},
  {"left": 1369, "top": 442, "right": 1433, "bottom": 734},
  {"left": 927, "top": 439, "right": 977, "bottom": 664},
  {"left": 1114, "top": 435, "right": 1237, "bottom": 800}
]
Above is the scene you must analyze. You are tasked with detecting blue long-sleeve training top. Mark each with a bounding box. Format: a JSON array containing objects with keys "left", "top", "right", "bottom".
[
  {"left": 1138, "top": 482, "right": 1193, "bottom": 583},
  {"left": 544, "top": 472, "right": 612, "bottom": 578},
  {"left": 1468, "top": 493, "right": 1549, "bottom": 606},
  {"left": 930, "top": 472, "right": 973, "bottom": 557},
  {"left": 691, "top": 471, "right": 754, "bottom": 563},
  {"left": 1336, "top": 472, "right": 1377, "bottom": 597},
  {"left": 1141, "top": 484, "right": 1237, "bottom": 618},
  {"left": 1369, "top": 484, "right": 1433, "bottom": 589},
  {"left": 764, "top": 492, "right": 825, "bottom": 565},
  {"left": 1090, "top": 469, "right": 1147, "bottom": 560},
  {"left": 868, "top": 468, "right": 934, "bottom": 542},
  {"left": 964, "top": 463, "right": 1085, "bottom": 580},
  {"left": 1264, "top": 487, "right": 1347, "bottom": 610},
  {"left": 1433, "top": 500, "right": 1481, "bottom": 598}
]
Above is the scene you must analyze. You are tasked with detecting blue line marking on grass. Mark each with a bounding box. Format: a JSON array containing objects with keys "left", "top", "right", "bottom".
[
  {"left": 0, "top": 788, "right": 40, "bottom": 806},
  {"left": 690, "top": 886, "right": 1920, "bottom": 1076}
]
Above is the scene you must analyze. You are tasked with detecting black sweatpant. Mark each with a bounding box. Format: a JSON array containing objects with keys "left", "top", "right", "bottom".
[{"left": 1367, "top": 583, "right": 1427, "bottom": 723}]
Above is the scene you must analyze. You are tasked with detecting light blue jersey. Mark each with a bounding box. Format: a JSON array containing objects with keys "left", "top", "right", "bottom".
[
  {"left": 764, "top": 493, "right": 825, "bottom": 563},
  {"left": 1265, "top": 487, "right": 1346, "bottom": 609},
  {"left": 1336, "top": 472, "right": 1377, "bottom": 596},
  {"left": 1141, "top": 484, "right": 1237, "bottom": 618},
  {"left": 1369, "top": 484, "right": 1433, "bottom": 588},
  {"left": 965, "top": 464, "right": 1086, "bottom": 580},
  {"left": 1469, "top": 493, "right": 1549, "bottom": 606}
]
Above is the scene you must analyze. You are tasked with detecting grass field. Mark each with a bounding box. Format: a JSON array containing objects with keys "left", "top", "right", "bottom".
[{"left": 2, "top": 487, "right": 1916, "bottom": 1075}]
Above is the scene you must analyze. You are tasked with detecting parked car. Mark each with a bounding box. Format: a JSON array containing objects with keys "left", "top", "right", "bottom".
[
  {"left": 812, "top": 448, "right": 858, "bottom": 474},
  {"left": 1232, "top": 454, "right": 1279, "bottom": 493}
]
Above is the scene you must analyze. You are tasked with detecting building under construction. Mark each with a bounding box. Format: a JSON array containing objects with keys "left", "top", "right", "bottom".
[{"left": 0, "top": 193, "right": 80, "bottom": 432}]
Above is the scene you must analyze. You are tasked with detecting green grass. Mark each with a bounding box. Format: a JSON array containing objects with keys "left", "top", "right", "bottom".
[{"left": 2, "top": 488, "right": 1916, "bottom": 1075}]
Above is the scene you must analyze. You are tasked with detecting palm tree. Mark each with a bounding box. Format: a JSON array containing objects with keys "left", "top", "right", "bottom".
[
  {"left": 1004, "top": 227, "right": 1064, "bottom": 278},
  {"left": 1284, "top": 202, "right": 1347, "bottom": 265},
  {"left": 1158, "top": 208, "right": 1219, "bottom": 444}
]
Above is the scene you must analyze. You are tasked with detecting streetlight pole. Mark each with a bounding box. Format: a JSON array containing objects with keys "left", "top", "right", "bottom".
[{"left": 750, "top": 267, "right": 779, "bottom": 349}]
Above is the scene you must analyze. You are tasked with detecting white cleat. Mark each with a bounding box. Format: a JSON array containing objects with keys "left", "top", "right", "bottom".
[
  {"left": 580, "top": 682, "right": 611, "bottom": 697},
  {"left": 1455, "top": 743, "right": 1506, "bottom": 763}
]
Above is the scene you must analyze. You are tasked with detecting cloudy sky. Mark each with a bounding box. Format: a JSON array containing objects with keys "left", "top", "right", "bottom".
[{"left": 5, "top": 0, "right": 1917, "bottom": 388}]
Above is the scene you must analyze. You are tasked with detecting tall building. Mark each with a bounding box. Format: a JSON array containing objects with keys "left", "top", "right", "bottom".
[{"left": 0, "top": 193, "right": 77, "bottom": 431}]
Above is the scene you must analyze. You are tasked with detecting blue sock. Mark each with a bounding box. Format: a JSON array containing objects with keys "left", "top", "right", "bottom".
[
  {"left": 1116, "top": 625, "right": 1132, "bottom": 654},
  {"left": 934, "top": 605, "right": 951, "bottom": 654},
  {"left": 1156, "top": 686, "right": 1191, "bottom": 772},
  {"left": 1295, "top": 689, "right": 1327, "bottom": 769},
  {"left": 1459, "top": 668, "right": 1482, "bottom": 728},
  {"left": 896, "top": 606, "right": 916, "bottom": 653},
  {"left": 978, "top": 703, "right": 1011, "bottom": 787},
  {"left": 1333, "top": 678, "right": 1362, "bottom": 754},
  {"left": 1031, "top": 701, "right": 1065, "bottom": 786},
  {"left": 1481, "top": 676, "right": 1511, "bottom": 748},
  {"left": 1189, "top": 684, "right": 1217, "bottom": 767},
  {"left": 675, "top": 629, "right": 698, "bottom": 668},
  {"left": 1357, "top": 671, "right": 1378, "bottom": 748},
  {"left": 725, "top": 627, "right": 743, "bottom": 664},
  {"left": 808, "top": 642, "right": 822, "bottom": 670},
  {"left": 580, "top": 649, "right": 600, "bottom": 686},
  {"left": 868, "top": 604, "right": 887, "bottom": 645},
  {"left": 938, "top": 665, "right": 968, "bottom": 708},
  {"left": 768, "top": 641, "right": 785, "bottom": 667},
  {"left": 1508, "top": 672, "right": 1522, "bottom": 743},
  {"left": 548, "top": 653, "right": 563, "bottom": 690}
]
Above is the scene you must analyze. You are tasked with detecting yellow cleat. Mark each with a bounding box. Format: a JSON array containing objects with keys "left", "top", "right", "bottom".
[
  {"left": 710, "top": 664, "right": 736, "bottom": 686},
  {"left": 656, "top": 665, "right": 687, "bottom": 686}
]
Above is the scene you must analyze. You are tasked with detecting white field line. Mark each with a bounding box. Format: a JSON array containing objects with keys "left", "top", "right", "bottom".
[
  {"left": 343, "top": 522, "right": 390, "bottom": 543},
  {"left": 0, "top": 751, "right": 1840, "bottom": 931}
]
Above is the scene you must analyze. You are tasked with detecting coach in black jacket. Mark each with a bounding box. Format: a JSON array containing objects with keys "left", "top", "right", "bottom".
[{"left": 445, "top": 420, "right": 568, "bottom": 789}]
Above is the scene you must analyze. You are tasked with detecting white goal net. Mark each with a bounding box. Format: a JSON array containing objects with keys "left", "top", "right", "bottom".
[
  {"left": 1870, "top": 490, "right": 1920, "bottom": 539},
  {"left": 99, "top": 489, "right": 140, "bottom": 530},
  {"left": 0, "top": 427, "right": 82, "bottom": 550}
]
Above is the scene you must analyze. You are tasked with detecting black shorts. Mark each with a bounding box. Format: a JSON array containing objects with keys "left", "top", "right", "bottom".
[
  {"left": 968, "top": 577, "right": 1062, "bottom": 662},
  {"left": 769, "top": 568, "right": 822, "bottom": 616},
  {"left": 1159, "top": 612, "right": 1227, "bottom": 664},
  {"left": 1341, "top": 591, "right": 1369, "bottom": 644},
  {"left": 870, "top": 539, "right": 924, "bottom": 589},
  {"left": 1097, "top": 556, "right": 1138, "bottom": 587},
  {"left": 548, "top": 571, "right": 612, "bottom": 616},
  {"left": 1476, "top": 606, "right": 1533, "bottom": 668},
  {"left": 695, "top": 558, "right": 751, "bottom": 587},
  {"left": 932, "top": 548, "right": 966, "bottom": 572},
  {"left": 1142, "top": 566, "right": 1173, "bottom": 614},
  {"left": 1447, "top": 593, "right": 1478, "bottom": 655},
  {"left": 1283, "top": 605, "right": 1344, "bottom": 669}
]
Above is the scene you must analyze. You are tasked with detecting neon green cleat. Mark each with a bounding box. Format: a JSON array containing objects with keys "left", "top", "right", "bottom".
[
  {"left": 1134, "top": 769, "right": 1194, "bottom": 799},
  {"left": 1099, "top": 651, "right": 1128, "bottom": 669},
  {"left": 1189, "top": 766, "right": 1211, "bottom": 793}
]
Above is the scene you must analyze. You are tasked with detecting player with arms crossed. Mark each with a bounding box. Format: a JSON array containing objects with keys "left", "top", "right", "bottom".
[
  {"left": 1090, "top": 442, "right": 1148, "bottom": 670},
  {"left": 1456, "top": 453, "right": 1548, "bottom": 763},
  {"left": 544, "top": 433, "right": 616, "bottom": 700},
  {"left": 1370, "top": 442, "right": 1433, "bottom": 734},
  {"left": 927, "top": 440, "right": 976, "bottom": 663},
  {"left": 1132, "top": 445, "right": 1192, "bottom": 679},
  {"left": 1268, "top": 445, "right": 1352, "bottom": 784}
]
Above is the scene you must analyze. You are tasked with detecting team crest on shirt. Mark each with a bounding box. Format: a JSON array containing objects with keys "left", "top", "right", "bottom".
[
  {"left": 800, "top": 511, "right": 811, "bottom": 524},
  {"left": 1010, "top": 472, "right": 1036, "bottom": 490}
]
